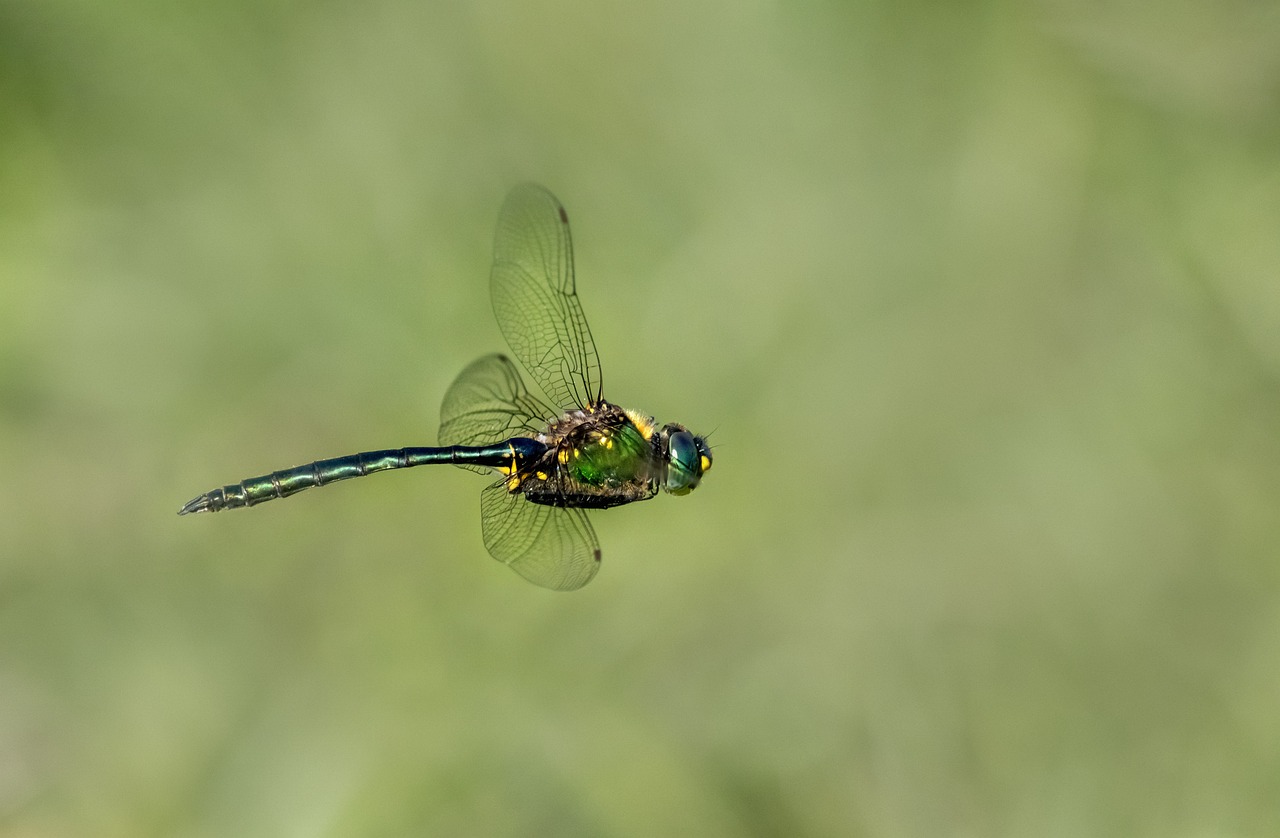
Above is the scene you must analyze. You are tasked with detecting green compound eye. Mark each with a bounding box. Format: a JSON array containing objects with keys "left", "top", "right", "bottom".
[{"left": 665, "top": 431, "right": 702, "bottom": 495}]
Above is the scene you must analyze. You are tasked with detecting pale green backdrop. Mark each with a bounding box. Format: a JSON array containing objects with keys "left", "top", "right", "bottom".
[{"left": 2, "top": 1, "right": 1279, "bottom": 835}]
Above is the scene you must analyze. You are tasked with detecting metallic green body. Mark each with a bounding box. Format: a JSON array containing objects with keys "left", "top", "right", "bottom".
[
  {"left": 565, "top": 416, "right": 651, "bottom": 488},
  {"left": 519, "top": 402, "right": 660, "bottom": 510}
]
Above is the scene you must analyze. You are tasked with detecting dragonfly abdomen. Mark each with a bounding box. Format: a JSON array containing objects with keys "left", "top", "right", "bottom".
[{"left": 179, "top": 439, "right": 545, "bottom": 515}]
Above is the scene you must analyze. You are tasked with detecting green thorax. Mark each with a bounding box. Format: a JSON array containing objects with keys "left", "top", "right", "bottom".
[
  {"left": 564, "top": 415, "right": 653, "bottom": 486},
  {"left": 522, "top": 400, "right": 661, "bottom": 509}
]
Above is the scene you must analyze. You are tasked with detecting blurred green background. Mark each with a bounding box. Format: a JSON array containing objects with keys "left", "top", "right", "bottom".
[{"left": 3, "top": 0, "right": 1280, "bottom": 835}]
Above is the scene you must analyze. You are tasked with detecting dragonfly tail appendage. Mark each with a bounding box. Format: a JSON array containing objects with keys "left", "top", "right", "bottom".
[{"left": 178, "top": 492, "right": 219, "bottom": 515}]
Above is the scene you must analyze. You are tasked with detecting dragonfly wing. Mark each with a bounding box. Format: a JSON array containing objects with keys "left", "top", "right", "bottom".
[
  {"left": 490, "top": 183, "right": 603, "bottom": 411},
  {"left": 479, "top": 481, "right": 601, "bottom": 591},
  {"left": 439, "top": 354, "right": 555, "bottom": 473}
]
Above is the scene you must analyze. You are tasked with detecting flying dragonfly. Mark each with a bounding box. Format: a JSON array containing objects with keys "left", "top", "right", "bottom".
[{"left": 179, "top": 184, "right": 713, "bottom": 590}]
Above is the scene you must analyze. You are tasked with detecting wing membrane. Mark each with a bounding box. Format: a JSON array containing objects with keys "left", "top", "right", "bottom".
[
  {"left": 490, "top": 184, "right": 603, "bottom": 410},
  {"left": 439, "top": 354, "right": 555, "bottom": 473},
  {"left": 480, "top": 481, "right": 601, "bottom": 591}
]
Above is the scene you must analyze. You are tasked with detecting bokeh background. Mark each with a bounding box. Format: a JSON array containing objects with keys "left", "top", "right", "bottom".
[{"left": 3, "top": 1, "right": 1280, "bottom": 835}]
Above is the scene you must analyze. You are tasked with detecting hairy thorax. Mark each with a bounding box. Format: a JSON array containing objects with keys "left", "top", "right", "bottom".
[{"left": 516, "top": 401, "right": 662, "bottom": 509}]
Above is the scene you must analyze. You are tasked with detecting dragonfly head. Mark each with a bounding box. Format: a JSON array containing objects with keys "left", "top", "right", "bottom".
[{"left": 660, "top": 424, "right": 712, "bottom": 496}]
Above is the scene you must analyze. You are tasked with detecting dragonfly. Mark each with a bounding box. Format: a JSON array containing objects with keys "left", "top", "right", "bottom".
[{"left": 179, "top": 184, "right": 712, "bottom": 590}]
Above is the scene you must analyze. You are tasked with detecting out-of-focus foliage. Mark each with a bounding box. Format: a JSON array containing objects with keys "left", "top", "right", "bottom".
[{"left": 2, "top": 1, "right": 1279, "bottom": 835}]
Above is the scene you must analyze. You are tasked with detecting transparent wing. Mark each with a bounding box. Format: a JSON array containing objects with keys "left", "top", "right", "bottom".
[
  {"left": 439, "top": 354, "right": 556, "bottom": 474},
  {"left": 480, "top": 481, "right": 601, "bottom": 591},
  {"left": 490, "top": 183, "right": 603, "bottom": 411}
]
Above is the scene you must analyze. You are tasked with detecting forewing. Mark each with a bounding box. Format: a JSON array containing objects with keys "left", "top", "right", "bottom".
[
  {"left": 490, "top": 184, "right": 603, "bottom": 411},
  {"left": 479, "top": 481, "right": 601, "bottom": 591}
]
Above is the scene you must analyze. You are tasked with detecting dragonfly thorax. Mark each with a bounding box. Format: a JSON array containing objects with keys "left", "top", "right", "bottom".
[
  {"left": 516, "top": 401, "right": 660, "bottom": 509},
  {"left": 514, "top": 401, "right": 709, "bottom": 507}
]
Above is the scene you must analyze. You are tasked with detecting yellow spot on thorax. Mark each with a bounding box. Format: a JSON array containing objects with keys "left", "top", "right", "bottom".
[
  {"left": 700, "top": 455, "right": 712, "bottom": 473},
  {"left": 624, "top": 409, "right": 657, "bottom": 441}
]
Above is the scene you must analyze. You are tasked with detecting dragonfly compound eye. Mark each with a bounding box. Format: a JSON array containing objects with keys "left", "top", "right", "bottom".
[{"left": 665, "top": 430, "right": 703, "bottom": 495}]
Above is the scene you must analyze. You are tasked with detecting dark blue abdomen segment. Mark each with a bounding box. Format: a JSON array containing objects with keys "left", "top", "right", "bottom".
[{"left": 179, "top": 439, "right": 545, "bottom": 514}]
